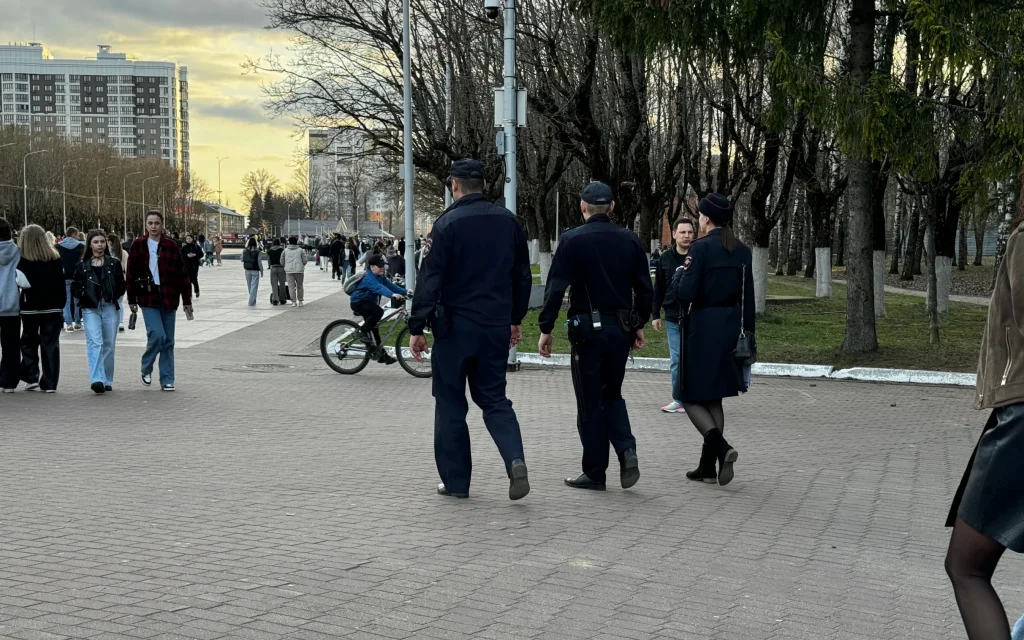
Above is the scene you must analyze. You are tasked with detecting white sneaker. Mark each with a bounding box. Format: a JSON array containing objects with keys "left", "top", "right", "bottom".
[
  {"left": 118, "top": 323, "right": 125, "bottom": 332},
  {"left": 298, "top": 301, "right": 303, "bottom": 307},
  {"left": 661, "top": 401, "right": 686, "bottom": 413},
  {"left": 73, "top": 322, "right": 82, "bottom": 331},
  {"left": 64, "top": 323, "right": 74, "bottom": 333},
  {"left": 25, "top": 383, "right": 39, "bottom": 391}
]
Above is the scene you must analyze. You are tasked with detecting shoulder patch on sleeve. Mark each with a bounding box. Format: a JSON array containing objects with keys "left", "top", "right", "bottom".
[{"left": 682, "top": 256, "right": 692, "bottom": 270}]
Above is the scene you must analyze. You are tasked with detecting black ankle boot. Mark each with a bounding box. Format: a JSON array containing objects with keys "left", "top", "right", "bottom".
[
  {"left": 703, "top": 428, "right": 738, "bottom": 486},
  {"left": 685, "top": 443, "right": 717, "bottom": 484}
]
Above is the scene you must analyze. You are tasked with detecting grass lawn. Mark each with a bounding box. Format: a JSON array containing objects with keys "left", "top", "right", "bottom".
[{"left": 518, "top": 275, "right": 987, "bottom": 372}]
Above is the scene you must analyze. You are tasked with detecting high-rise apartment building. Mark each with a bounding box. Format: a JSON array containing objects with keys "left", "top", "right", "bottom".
[
  {"left": 308, "top": 128, "right": 393, "bottom": 230},
  {"left": 0, "top": 43, "right": 190, "bottom": 174}
]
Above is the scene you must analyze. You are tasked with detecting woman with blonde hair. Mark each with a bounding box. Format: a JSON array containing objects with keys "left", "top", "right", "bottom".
[{"left": 17, "top": 224, "right": 67, "bottom": 392}]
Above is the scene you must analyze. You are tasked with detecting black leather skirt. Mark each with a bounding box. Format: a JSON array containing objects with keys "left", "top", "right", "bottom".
[{"left": 946, "top": 401, "right": 1024, "bottom": 552}]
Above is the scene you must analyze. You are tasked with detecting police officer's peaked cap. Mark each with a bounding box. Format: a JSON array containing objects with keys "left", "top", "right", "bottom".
[
  {"left": 698, "top": 192, "right": 733, "bottom": 225},
  {"left": 581, "top": 181, "right": 614, "bottom": 205},
  {"left": 449, "top": 158, "right": 485, "bottom": 180}
]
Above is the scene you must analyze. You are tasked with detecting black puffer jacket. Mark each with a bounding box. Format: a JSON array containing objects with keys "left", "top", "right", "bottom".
[{"left": 71, "top": 256, "right": 126, "bottom": 310}]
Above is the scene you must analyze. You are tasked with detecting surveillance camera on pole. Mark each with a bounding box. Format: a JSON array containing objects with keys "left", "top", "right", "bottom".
[{"left": 484, "top": 0, "right": 501, "bottom": 20}]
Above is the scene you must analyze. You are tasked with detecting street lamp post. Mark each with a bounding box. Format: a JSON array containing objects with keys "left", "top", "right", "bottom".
[
  {"left": 123, "top": 171, "right": 142, "bottom": 236},
  {"left": 401, "top": 0, "right": 415, "bottom": 292},
  {"left": 141, "top": 176, "right": 160, "bottom": 227},
  {"left": 216, "top": 157, "right": 229, "bottom": 204},
  {"left": 61, "top": 158, "right": 84, "bottom": 234},
  {"left": 23, "top": 149, "right": 51, "bottom": 227},
  {"left": 96, "top": 165, "right": 118, "bottom": 226}
]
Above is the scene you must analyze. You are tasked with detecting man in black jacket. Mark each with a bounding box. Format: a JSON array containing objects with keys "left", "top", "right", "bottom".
[
  {"left": 651, "top": 216, "right": 695, "bottom": 414},
  {"left": 329, "top": 235, "right": 344, "bottom": 280},
  {"left": 409, "top": 158, "right": 533, "bottom": 501},
  {"left": 55, "top": 227, "right": 84, "bottom": 332}
]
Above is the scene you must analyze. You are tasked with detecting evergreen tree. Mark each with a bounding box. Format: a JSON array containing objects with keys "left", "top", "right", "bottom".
[{"left": 248, "top": 191, "right": 264, "bottom": 230}]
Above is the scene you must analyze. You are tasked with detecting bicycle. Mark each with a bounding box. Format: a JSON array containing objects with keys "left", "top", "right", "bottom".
[{"left": 320, "top": 301, "right": 433, "bottom": 378}]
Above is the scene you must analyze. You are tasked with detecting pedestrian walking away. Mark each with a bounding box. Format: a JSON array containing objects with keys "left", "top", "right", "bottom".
[
  {"left": 282, "top": 236, "right": 308, "bottom": 306},
  {"left": 409, "top": 158, "right": 533, "bottom": 501},
  {"left": 0, "top": 218, "right": 22, "bottom": 393},
  {"left": 538, "top": 181, "right": 653, "bottom": 492},
  {"left": 317, "top": 238, "right": 330, "bottom": 271},
  {"left": 214, "top": 235, "right": 223, "bottom": 265},
  {"left": 944, "top": 216, "right": 1024, "bottom": 640},
  {"left": 267, "top": 238, "right": 288, "bottom": 305},
  {"left": 55, "top": 227, "right": 84, "bottom": 332},
  {"left": 181, "top": 234, "right": 202, "bottom": 298},
  {"left": 73, "top": 230, "right": 127, "bottom": 395},
  {"left": 345, "top": 238, "right": 358, "bottom": 279},
  {"left": 351, "top": 253, "right": 406, "bottom": 364},
  {"left": 330, "top": 235, "right": 344, "bottom": 280},
  {"left": 16, "top": 224, "right": 66, "bottom": 393},
  {"left": 202, "top": 235, "right": 215, "bottom": 266},
  {"left": 672, "top": 193, "right": 754, "bottom": 486},
  {"left": 241, "top": 237, "right": 263, "bottom": 306},
  {"left": 652, "top": 216, "right": 695, "bottom": 414},
  {"left": 125, "top": 211, "right": 193, "bottom": 392}
]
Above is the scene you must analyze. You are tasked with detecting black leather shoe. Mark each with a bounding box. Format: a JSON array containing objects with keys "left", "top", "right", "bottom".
[
  {"left": 564, "top": 473, "right": 606, "bottom": 491},
  {"left": 90, "top": 382, "right": 105, "bottom": 394},
  {"left": 704, "top": 428, "right": 739, "bottom": 486},
  {"left": 620, "top": 449, "right": 640, "bottom": 489},
  {"left": 437, "top": 483, "right": 468, "bottom": 499},
  {"left": 685, "top": 443, "right": 718, "bottom": 484},
  {"left": 508, "top": 459, "right": 530, "bottom": 501}
]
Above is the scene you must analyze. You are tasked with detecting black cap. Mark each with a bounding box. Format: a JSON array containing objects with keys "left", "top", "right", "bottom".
[
  {"left": 366, "top": 253, "right": 386, "bottom": 268},
  {"left": 581, "top": 181, "right": 613, "bottom": 205},
  {"left": 449, "top": 158, "right": 485, "bottom": 180},
  {"left": 698, "top": 192, "right": 733, "bottom": 225}
]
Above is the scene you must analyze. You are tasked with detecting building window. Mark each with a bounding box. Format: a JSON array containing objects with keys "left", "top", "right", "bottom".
[
  {"left": 0, "top": 74, "right": 11, "bottom": 81},
  {"left": 85, "top": 137, "right": 93, "bottom": 144},
  {"left": 32, "top": 95, "right": 40, "bottom": 102},
  {"left": 16, "top": 104, "right": 28, "bottom": 112},
  {"left": 2, "top": 105, "right": 11, "bottom": 113},
  {"left": 15, "top": 83, "right": 27, "bottom": 92},
  {"left": 15, "top": 93, "right": 27, "bottom": 102},
  {"left": 1, "top": 94, "right": 11, "bottom": 102},
  {"left": 71, "top": 95, "right": 80, "bottom": 104},
  {"left": 15, "top": 74, "right": 27, "bottom": 81},
  {"left": 57, "top": 106, "right": 66, "bottom": 113},
  {"left": 57, "top": 116, "right": 66, "bottom": 124},
  {"left": 45, "top": 95, "right": 53, "bottom": 103}
]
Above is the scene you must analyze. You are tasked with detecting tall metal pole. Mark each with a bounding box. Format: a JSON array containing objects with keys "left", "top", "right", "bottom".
[
  {"left": 22, "top": 149, "right": 50, "bottom": 227},
  {"left": 217, "top": 157, "right": 229, "bottom": 205},
  {"left": 503, "top": 0, "right": 519, "bottom": 367},
  {"left": 401, "top": 0, "right": 416, "bottom": 290},
  {"left": 123, "top": 171, "right": 142, "bottom": 236}
]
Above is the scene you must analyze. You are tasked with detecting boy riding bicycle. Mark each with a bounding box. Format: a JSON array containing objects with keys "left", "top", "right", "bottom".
[{"left": 350, "top": 253, "right": 409, "bottom": 365}]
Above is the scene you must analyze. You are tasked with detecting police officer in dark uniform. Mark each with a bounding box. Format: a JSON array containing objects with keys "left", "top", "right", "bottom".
[
  {"left": 673, "top": 192, "right": 754, "bottom": 486},
  {"left": 538, "top": 181, "right": 654, "bottom": 491},
  {"left": 408, "top": 159, "right": 534, "bottom": 501}
]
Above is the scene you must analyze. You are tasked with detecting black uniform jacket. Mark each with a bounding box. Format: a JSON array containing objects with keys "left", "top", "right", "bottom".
[
  {"left": 409, "top": 193, "right": 532, "bottom": 336},
  {"left": 538, "top": 213, "right": 653, "bottom": 335}
]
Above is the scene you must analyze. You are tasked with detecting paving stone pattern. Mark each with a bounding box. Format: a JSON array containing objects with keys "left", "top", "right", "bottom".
[{"left": 0, "top": 267, "right": 1020, "bottom": 639}]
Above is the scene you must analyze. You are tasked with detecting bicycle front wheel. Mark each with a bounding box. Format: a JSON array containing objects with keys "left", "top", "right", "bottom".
[
  {"left": 395, "top": 327, "right": 433, "bottom": 378},
  {"left": 320, "top": 319, "right": 371, "bottom": 375}
]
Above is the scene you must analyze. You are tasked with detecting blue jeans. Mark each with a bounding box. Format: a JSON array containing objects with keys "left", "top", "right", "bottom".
[
  {"left": 82, "top": 302, "right": 119, "bottom": 385},
  {"left": 62, "top": 280, "right": 81, "bottom": 325},
  {"left": 245, "top": 270, "right": 260, "bottom": 306},
  {"left": 141, "top": 306, "right": 176, "bottom": 387},
  {"left": 666, "top": 320, "right": 682, "bottom": 403}
]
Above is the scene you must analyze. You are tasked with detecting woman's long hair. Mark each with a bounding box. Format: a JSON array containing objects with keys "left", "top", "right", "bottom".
[
  {"left": 18, "top": 224, "right": 60, "bottom": 262},
  {"left": 106, "top": 234, "right": 123, "bottom": 262},
  {"left": 82, "top": 229, "right": 109, "bottom": 261},
  {"left": 705, "top": 219, "right": 738, "bottom": 253},
  {"left": 246, "top": 237, "right": 258, "bottom": 250}
]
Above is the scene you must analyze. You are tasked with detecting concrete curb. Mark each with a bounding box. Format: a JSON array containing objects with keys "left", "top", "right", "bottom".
[{"left": 514, "top": 353, "right": 975, "bottom": 387}]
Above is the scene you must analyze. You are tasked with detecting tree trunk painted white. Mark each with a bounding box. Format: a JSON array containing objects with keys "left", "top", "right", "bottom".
[
  {"left": 650, "top": 239, "right": 659, "bottom": 254},
  {"left": 752, "top": 245, "right": 769, "bottom": 314},
  {"left": 538, "top": 251, "right": 553, "bottom": 285},
  {"left": 873, "top": 250, "right": 887, "bottom": 318},
  {"left": 814, "top": 247, "right": 832, "bottom": 298},
  {"left": 529, "top": 239, "right": 540, "bottom": 264},
  {"left": 936, "top": 255, "right": 952, "bottom": 314}
]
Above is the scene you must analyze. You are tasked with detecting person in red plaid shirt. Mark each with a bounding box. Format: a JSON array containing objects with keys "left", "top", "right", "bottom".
[{"left": 126, "top": 211, "right": 193, "bottom": 392}]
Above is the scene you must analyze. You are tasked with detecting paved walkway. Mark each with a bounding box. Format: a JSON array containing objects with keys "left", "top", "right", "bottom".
[
  {"left": 0, "top": 270, "right": 1019, "bottom": 640},
  {"left": 834, "top": 279, "right": 990, "bottom": 306}
]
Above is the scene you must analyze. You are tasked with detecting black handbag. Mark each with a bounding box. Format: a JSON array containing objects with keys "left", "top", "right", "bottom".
[{"left": 733, "top": 264, "right": 756, "bottom": 365}]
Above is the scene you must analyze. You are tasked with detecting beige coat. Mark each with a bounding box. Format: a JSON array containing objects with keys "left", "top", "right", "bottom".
[{"left": 976, "top": 221, "right": 1024, "bottom": 409}]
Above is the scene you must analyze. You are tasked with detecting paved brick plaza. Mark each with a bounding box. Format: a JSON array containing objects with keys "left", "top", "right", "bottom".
[{"left": 0, "top": 265, "right": 1020, "bottom": 639}]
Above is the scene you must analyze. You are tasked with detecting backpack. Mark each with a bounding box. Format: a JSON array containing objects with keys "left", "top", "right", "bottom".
[{"left": 343, "top": 271, "right": 366, "bottom": 295}]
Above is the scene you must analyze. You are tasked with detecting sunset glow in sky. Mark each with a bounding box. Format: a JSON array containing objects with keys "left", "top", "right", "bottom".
[{"left": 0, "top": 0, "right": 300, "bottom": 209}]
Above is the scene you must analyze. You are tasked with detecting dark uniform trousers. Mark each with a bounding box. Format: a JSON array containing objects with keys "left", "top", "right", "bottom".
[
  {"left": 432, "top": 315, "right": 525, "bottom": 494},
  {"left": 569, "top": 321, "right": 637, "bottom": 484}
]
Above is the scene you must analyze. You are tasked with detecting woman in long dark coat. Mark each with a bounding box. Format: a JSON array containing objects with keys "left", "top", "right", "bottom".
[{"left": 673, "top": 193, "right": 754, "bottom": 486}]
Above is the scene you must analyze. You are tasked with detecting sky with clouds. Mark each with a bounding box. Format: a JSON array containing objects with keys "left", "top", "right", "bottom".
[{"left": 0, "top": 0, "right": 301, "bottom": 209}]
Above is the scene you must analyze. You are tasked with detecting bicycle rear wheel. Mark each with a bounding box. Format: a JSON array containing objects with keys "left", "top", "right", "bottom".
[
  {"left": 395, "top": 327, "right": 433, "bottom": 378},
  {"left": 320, "top": 319, "right": 372, "bottom": 375}
]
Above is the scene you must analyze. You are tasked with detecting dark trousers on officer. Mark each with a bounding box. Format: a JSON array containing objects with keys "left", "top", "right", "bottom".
[
  {"left": 432, "top": 316, "right": 525, "bottom": 495},
  {"left": 570, "top": 322, "right": 637, "bottom": 484}
]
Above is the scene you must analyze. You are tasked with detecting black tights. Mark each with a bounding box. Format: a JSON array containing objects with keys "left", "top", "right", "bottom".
[
  {"left": 945, "top": 518, "right": 1010, "bottom": 640},
  {"left": 682, "top": 399, "right": 724, "bottom": 436}
]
